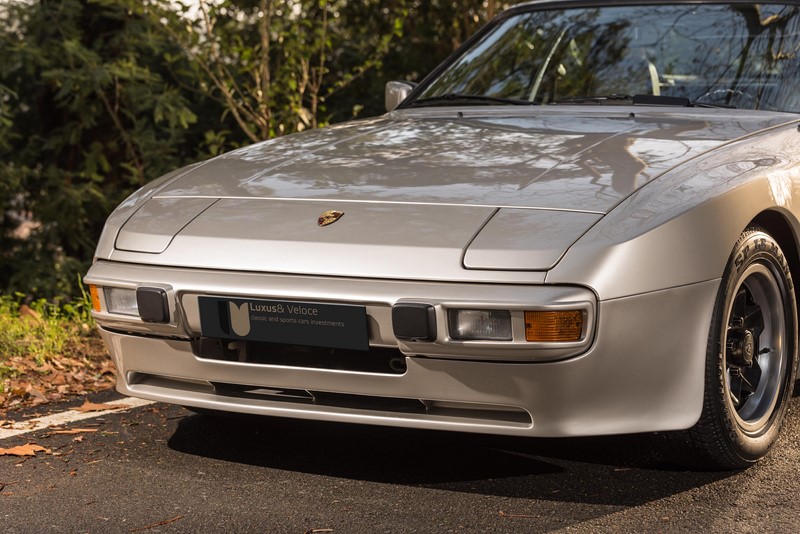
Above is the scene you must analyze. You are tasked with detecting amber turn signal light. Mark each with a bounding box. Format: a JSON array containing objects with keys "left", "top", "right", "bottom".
[
  {"left": 525, "top": 310, "right": 583, "bottom": 342},
  {"left": 89, "top": 284, "right": 102, "bottom": 312}
]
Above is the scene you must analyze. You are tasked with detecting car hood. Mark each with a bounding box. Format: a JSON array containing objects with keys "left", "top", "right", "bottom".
[
  {"left": 110, "top": 107, "right": 795, "bottom": 277},
  {"left": 157, "top": 107, "right": 793, "bottom": 213}
]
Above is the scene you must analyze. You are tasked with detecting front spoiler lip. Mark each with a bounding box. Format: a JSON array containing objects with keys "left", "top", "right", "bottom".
[{"left": 123, "top": 367, "right": 535, "bottom": 432}]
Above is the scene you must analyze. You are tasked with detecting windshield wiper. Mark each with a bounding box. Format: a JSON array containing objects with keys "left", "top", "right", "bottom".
[
  {"left": 691, "top": 101, "right": 737, "bottom": 109},
  {"left": 408, "top": 93, "right": 536, "bottom": 107},
  {"left": 555, "top": 94, "right": 633, "bottom": 104},
  {"left": 554, "top": 94, "right": 737, "bottom": 109}
]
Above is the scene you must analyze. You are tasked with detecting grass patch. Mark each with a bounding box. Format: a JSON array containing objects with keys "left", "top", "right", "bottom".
[{"left": 0, "top": 288, "right": 94, "bottom": 365}]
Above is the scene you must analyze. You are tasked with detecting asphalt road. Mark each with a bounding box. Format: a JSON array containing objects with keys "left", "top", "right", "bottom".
[{"left": 3, "top": 387, "right": 800, "bottom": 533}]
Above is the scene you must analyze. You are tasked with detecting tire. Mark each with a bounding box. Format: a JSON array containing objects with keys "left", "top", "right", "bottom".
[{"left": 669, "top": 227, "right": 798, "bottom": 470}]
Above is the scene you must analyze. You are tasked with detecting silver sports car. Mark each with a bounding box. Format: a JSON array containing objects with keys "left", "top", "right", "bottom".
[{"left": 86, "top": 0, "right": 800, "bottom": 469}]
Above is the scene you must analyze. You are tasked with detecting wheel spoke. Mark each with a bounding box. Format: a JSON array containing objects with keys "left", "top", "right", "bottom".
[
  {"left": 729, "top": 370, "right": 743, "bottom": 407},
  {"left": 744, "top": 304, "right": 765, "bottom": 338},
  {"left": 745, "top": 358, "right": 763, "bottom": 392},
  {"left": 732, "top": 288, "right": 747, "bottom": 324},
  {"left": 741, "top": 368, "right": 758, "bottom": 396},
  {"left": 729, "top": 362, "right": 760, "bottom": 409},
  {"left": 730, "top": 388, "right": 741, "bottom": 407}
]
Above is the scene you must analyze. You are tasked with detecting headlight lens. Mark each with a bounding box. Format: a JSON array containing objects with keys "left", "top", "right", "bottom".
[
  {"left": 448, "top": 309, "right": 512, "bottom": 341},
  {"left": 104, "top": 288, "right": 139, "bottom": 316}
]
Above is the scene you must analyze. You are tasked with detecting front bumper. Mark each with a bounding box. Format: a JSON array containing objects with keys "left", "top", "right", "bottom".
[{"left": 87, "top": 261, "right": 719, "bottom": 437}]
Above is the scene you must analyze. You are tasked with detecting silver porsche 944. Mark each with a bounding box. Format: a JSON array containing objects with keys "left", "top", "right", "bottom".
[{"left": 85, "top": 0, "right": 800, "bottom": 469}]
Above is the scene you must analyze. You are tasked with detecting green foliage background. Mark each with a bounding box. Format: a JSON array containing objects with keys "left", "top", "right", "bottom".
[{"left": 0, "top": 0, "right": 522, "bottom": 301}]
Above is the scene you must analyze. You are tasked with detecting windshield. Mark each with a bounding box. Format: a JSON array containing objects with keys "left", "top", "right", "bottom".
[{"left": 411, "top": 3, "right": 800, "bottom": 112}]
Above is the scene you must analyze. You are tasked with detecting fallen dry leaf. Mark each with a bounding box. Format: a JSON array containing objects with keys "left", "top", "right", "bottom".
[
  {"left": 51, "top": 428, "right": 99, "bottom": 435},
  {"left": 35, "top": 362, "right": 55, "bottom": 374},
  {"left": 28, "top": 387, "right": 49, "bottom": 405},
  {"left": 46, "top": 374, "right": 67, "bottom": 386},
  {"left": 74, "top": 400, "right": 130, "bottom": 413},
  {"left": 0, "top": 443, "right": 51, "bottom": 457},
  {"left": 11, "top": 383, "right": 29, "bottom": 397},
  {"left": 69, "top": 371, "right": 87, "bottom": 382},
  {"left": 19, "top": 304, "right": 42, "bottom": 323}
]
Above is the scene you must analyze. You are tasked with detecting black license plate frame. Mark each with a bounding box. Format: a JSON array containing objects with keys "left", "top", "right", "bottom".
[{"left": 199, "top": 296, "right": 369, "bottom": 351}]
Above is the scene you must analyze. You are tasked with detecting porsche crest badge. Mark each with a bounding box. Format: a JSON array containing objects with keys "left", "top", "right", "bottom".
[{"left": 318, "top": 210, "right": 345, "bottom": 227}]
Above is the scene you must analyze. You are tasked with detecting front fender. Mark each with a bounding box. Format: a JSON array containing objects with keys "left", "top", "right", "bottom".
[{"left": 547, "top": 123, "right": 800, "bottom": 300}]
